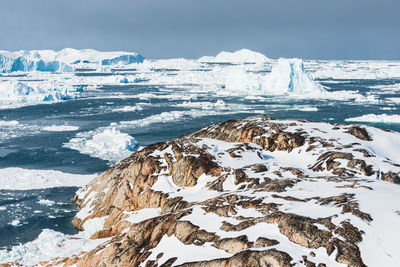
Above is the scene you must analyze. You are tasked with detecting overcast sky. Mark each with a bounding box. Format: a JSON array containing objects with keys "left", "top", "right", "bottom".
[{"left": 0, "top": 0, "right": 399, "bottom": 59}]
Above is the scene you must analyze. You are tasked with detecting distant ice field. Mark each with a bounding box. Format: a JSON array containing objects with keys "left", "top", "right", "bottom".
[{"left": 0, "top": 54, "right": 400, "bottom": 251}]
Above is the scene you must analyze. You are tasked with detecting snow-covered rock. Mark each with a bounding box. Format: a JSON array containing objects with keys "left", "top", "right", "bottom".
[
  {"left": 198, "top": 49, "right": 269, "bottom": 64},
  {"left": 0, "top": 48, "right": 144, "bottom": 73},
  {"left": 7, "top": 116, "right": 400, "bottom": 266}
]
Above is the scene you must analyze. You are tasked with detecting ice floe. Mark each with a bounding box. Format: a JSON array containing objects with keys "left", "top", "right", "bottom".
[
  {"left": 0, "top": 224, "right": 108, "bottom": 265},
  {"left": 0, "top": 81, "right": 78, "bottom": 109},
  {"left": 0, "top": 168, "right": 95, "bottom": 190},
  {"left": 177, "top": 100, "right": 227, "bottom": 110},
  {"left": 345, "top": 114, "right": 400, "bottom": 123},
  {"left": 0, "top": 120, "right": 19, "bottom": 126},
  {"left": 64, "top": 127, "right": 138, "bottom": 164},
  {"left": 42, "top": 125, "right": 80, "bottom": 132}
]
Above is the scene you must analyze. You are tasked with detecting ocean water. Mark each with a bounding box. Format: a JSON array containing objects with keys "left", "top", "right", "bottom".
[{"left": 0, "top": 60, "right": 400, "bottom": 250}]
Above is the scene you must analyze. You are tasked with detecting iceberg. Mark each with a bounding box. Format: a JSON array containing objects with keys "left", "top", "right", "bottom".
[
  {"left": 0, "top": 81, "right": 77, "bottom": 108},
  {"left": 64, "top": 127, "right": 138, "bottom": 164},
  {"left": 224, "top": 58, "right": 325, "bottom": 95},
  {"left": 0, "top": 48, "right": 144, "bottom": 73},
  {"left": 198, "top": 49, "right": 269, "bottom": 64}
]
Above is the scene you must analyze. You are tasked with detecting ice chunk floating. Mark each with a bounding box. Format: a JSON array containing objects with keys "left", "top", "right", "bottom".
[
  {"left": 0, "top": 168, "right": 95, "bottom": 190},
  {"left": 64, "top": 127, "right": 138, "bottom": 164}
]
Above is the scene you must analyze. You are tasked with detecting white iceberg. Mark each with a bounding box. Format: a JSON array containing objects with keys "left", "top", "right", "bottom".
[
  {"left": 198, "top": 49, "right": 269, "bottom": 64},
  {"left": 224, "top": 58, "right": 325, "bottom": 95},
  {"left": 0, "top": 48, "right": 144, "bottom": 73},
  {"left": 0, "top": 81, "right": 77, "bottom": 108},
  {"left": 64, "top": 127, "right": 138, "bottom": 164}
]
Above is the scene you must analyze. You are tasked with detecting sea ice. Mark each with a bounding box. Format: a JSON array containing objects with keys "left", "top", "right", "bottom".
[
  {"left": 64, "top": 127, "right": 138, "bottom": 164},
  {"left": 0, "top": 81, "right": 77, "bottom": 109},
  {"left": 37, "top": 199, "right": 56, "bottom": 206},
  {"left": 345, "top": 114, "right": 400, "bottom": 123},
  {"left": 0, "top": 120, "right": 19, "bottom": 126},
  {"left": 42, "top": 125, "right": 80, "bottom": 132},
  {"left": 0, "top": 168, "right": 95, "bottom": 190},
  {"left": 177, "top": 100, "right": 227, "bottom": 110}
]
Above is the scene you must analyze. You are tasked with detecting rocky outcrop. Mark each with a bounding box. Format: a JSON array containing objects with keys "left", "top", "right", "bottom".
[{"left": 6, "top": 116, "right": 400, "bottom": 267}]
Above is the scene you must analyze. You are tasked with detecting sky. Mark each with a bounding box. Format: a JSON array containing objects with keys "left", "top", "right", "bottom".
[{"left": 0, "top": 0, "right": 399, "bottom": 60}]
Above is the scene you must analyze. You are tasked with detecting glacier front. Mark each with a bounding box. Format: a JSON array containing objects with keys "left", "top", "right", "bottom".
[{"left": 0, "top": 48, "right": 144, "bottom": 73}]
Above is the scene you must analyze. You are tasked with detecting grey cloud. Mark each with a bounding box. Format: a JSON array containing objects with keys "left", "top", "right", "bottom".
[{"left": 0, "top": 0, "right": 399, "bottom": 59}]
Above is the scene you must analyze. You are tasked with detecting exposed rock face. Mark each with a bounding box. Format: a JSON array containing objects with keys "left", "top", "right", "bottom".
[{"left": 6, "top": 116, "right": 400, "bottom": 267}]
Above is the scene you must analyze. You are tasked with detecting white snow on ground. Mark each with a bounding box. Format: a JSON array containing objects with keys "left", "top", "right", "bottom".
[
  {"left": 198, "top": 49, "right": 270, "bottom": 63},
  {"left": 0, "top": 168, "right": 95, "bottom": 190},
  {"left": 64, "top": 127, "right": 138, "bottom": 164},
  {"left": 345, "top": 114, "right": 400, "bottom": 123},
  {"left": 42, "top": 125, "right": 79, "bottom": 132}
]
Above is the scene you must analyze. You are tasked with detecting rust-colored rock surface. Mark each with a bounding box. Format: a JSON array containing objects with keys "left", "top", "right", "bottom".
[{"left": 5, "top": 116, "right": 400, "bottom": 267}]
